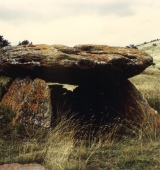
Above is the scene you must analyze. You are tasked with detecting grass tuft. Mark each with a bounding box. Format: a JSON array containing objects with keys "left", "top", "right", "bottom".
[{"left": 0, "top": 83, "right": 160, "bottom": 169}]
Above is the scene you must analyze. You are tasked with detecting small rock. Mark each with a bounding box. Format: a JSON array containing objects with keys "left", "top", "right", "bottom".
[{"left": 0, "top": 163, "right": 46, "bottom": 170}]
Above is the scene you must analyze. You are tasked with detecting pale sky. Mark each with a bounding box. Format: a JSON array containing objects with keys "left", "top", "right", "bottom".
[{"left": 0, "top": 0, "right": 160, "bottom": 47}]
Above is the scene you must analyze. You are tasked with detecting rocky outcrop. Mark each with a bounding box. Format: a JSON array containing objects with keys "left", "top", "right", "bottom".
[
  {"left": 0, "top": 44, "right": 159, "bottom": 128},
  {"left": 0, "top": 163, "right": 46, "bottom": 170},
  {"left": 1, "top": 77, "right": 52, "bottom": 127},
  {"left": 0, "top": 44, "right": 153, "bottom": 84}
]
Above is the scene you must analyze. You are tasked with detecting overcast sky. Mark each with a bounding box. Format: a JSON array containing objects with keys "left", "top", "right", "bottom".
[{"left": 0, "top": 0, "right": 160, "bottom": 47}]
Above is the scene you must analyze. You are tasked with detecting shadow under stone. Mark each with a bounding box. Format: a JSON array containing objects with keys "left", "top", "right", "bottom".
[{"left": 49, "top": 77, "right": 126, "bottom": 128}]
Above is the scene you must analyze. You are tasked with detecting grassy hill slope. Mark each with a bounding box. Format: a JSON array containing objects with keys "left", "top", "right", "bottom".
[{"left": 129, "top": 40, "right": 160, "bottom": 101}]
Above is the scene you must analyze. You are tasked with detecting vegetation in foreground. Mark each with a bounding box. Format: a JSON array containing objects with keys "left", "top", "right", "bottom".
[
  {"left": 0, "top": 75, "right": 160, "bottom": 170},
  {"left": 0, "top": 104, "right": 160, "bottom": 170}
]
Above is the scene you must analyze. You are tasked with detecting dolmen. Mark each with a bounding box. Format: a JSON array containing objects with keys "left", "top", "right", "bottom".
[{"left": 0, "top": 44, "right": 160, "bottom": 128}]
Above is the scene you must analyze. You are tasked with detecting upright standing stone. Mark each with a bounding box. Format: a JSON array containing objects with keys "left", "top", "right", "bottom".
[{"left": 1, "top": 77, "right": 52, "bottom": 127}]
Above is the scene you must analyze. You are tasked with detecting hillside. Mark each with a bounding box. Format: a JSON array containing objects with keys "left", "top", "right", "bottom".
[{"left": 129, "top": 39, "right": 160, "bottom": 98}]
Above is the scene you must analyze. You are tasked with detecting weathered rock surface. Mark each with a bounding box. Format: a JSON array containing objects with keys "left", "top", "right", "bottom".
[
  {"left": 0, "top": 163, "right": 46, "bottom": 170},
  {"left": 0, "top": 76, "right": 12, "bottom": 100},
  {"left": 0, "top": 44, "right": 153, "bottom": 84},
  {"left": 1, "top": 77, "right": 52, "bottom": 127},
  {"left": 0, "top": 44, "right": 159, "bottom": 128},
  {"left": 124, "top": 80, "right": 160, "bottom": 127}
]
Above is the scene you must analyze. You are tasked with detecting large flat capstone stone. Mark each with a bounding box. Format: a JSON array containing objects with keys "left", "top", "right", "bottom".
[{"left": 0, "top": 44, "right": 153, "bottom": 84}]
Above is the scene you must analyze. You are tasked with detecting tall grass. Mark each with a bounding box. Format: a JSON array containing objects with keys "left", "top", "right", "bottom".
[
  {"left": 0, "top": 85, "right": 160, "bottom": 169},
  {"left": 133, "top": 82, "right": 160, "bottom": 113},
  {"left": 0, "top": 112, "right": 160, "bottom": 169}
]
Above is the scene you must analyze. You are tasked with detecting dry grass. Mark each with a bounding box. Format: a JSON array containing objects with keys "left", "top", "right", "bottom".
[
  {"left": 1, "top": 78, "right": 160, "bottom": 169},
  {"left": 130, "top": 77, "right": 160, "bottom": 113},
  {"left": 0, "top": 108, "right": 160, "bottom": 170}
]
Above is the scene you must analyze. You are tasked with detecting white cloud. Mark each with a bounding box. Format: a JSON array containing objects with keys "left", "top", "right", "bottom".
[
  {"left": 0, "top": 0, "right": 135, "bottom": 23},
  {"left": 0, "top": 0, "right": 160, "bottom": 47}
]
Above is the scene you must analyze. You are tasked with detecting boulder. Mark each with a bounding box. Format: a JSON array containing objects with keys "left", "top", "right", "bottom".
[
  {"left": 0, "top": 44, "right": 153, "bottom": 84},
  {"left": 124, "top": 80, "right": 160, "bottom": 127},
  {"left": 0, "top": 163, "right": 46, "bottom": 170},
  {"left": 1, "top": 77, "right": 52, "bottom": 127},
  {"left": 0, "top": 44, "right": 159, "bottom": 128}
]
